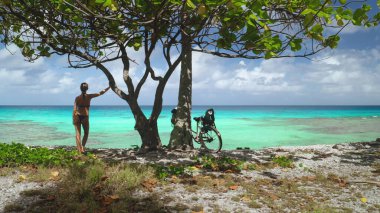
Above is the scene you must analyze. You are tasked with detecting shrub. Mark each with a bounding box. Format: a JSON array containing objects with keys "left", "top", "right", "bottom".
[
  {"left": 272, "top": 155, "right": 294, "bottom": 168},
  {"left": 0, "top": 143, "right": 80, "bottom": 167},
  {"left": 195, "top": 155, "right": 247, "bottom": 172}
]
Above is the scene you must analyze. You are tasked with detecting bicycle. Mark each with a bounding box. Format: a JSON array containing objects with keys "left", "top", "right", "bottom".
[
  {"left": 171, "top": 108, "right": 222, "bottom": 152},
  {"left": 192, "top": 116, "right": 223, "bottom": 152}
]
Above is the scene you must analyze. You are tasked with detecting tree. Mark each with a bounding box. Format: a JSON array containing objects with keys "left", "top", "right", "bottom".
[
  {"left": 168, "top": 0, "right": 380, "bottom": 148},
  {"left": 0, "top": 0, "right": 186, "bottom": 150}
]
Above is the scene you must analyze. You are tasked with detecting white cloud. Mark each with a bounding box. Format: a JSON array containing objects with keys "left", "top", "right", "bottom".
[
  {"left": 340, "top": 23, "right": 368, "bottom": 34},
  {"left": 0, "top": 45, "right": 78, "bottom": 95},
  {"left": 306, "top": 48, "right": 380, "bottom": 94},
  {"left": 0, "top": 69, "right": 27, "bottom": 85},
  {"left": 319, "top": 57, "right": 341, "bottom": 65},
  {"left": 327, "top": 21, "right": 370, "bottom": 35},
  {"left": 322, "top": 85, "right": 353, "bottom": 94},
  {"left": 191, "top": 56, "right": 302, "bottom": 94},
  {"left": 189, "top": 47, "right": 380, "bottom": 102},
  {"left": 0, "top": 45, "right": 45, "bottom": 69},
  {"left": 214, "top": 67, "right": 301, "bottom": 93},
  {"left": 318, "top": 70, "right": 360, "bottom": 84},
  {"left": 1, "top": 39, "right": 380, "bottom": 105}
]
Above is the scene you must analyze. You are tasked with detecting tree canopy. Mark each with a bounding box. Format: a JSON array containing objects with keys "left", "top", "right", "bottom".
[{"left": 166, "top": 0, "right": 380, "bottom": 58}]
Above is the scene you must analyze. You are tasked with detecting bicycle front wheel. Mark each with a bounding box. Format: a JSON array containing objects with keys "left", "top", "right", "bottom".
[{"left": 200, "top": 126, "right": 222, "bottom": 152}]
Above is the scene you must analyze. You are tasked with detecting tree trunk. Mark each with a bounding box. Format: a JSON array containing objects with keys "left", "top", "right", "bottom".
[
  {"left": 128, "top": 98, "right": 162, "bottom": 151},
  {"left": 169, "top": 33, "right": 193, "bottom": 149},
  {"left": 135, "top": 116, "right": 162, "bottom": 150}
]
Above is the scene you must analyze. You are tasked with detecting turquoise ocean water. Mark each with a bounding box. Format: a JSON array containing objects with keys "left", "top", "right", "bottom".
[{"left": 0, "top": 106, "right": 380, "bottom": 150}]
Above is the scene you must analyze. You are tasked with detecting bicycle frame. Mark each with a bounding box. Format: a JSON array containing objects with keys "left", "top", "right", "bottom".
[{"left": 191, "top": 119, "right": 202, "bottom": 143}]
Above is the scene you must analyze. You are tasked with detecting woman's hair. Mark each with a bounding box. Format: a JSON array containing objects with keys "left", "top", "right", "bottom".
[{"left": 80, "top": 82, "right": 88, "bottom": 99}]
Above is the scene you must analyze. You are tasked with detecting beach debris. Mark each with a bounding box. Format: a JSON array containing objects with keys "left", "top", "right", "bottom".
[
  {"left": 360, "top": 197, "right": 367, "bottom": 203},
  {"left": 229, "top": 185, "right": 239, "bottom": 190},
  {"left": 46, "top": 195, "right": 56, "bottom": 201},
  {"left": 261, "top": 171, "right": 278, "bottom": 179},
  {"left": 241, "top": 196, "right": 251, "bottom": 202},
  {"left": 268, "top": 192, "right": 279, "bottom": 200},
  {"left": 93, "top": 183, "right": 103, "bottom": 194},
  {"left": 328, "top": 174, "right": 347, "bottom": 187},
  {"left": 100, "top": 176, "right": 109, "bottom": 182},
  {"left": 141, "top": 178, "right": 158, "bottom": 192},
  {"left": 49, "top": 171, "right": 60, "bottom": 181},
  {"left": 50, "top": 171, "right": 59, "bottom": 177},
  {"left": 18, "top": 174, "right": 27, "bottom": 182}
]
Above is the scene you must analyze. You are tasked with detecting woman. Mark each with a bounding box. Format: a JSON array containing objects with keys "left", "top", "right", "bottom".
[{"left": 73, "top": 82, "right": 110, "bottom": 154}]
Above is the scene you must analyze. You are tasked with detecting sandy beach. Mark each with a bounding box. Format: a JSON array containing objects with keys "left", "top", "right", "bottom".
[{"left": 1, "top": 140, "right": 379, "bottom": 212}]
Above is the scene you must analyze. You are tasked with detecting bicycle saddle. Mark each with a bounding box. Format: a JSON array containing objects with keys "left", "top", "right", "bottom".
[{"left": 193, "top": 117, "right": 201, "bottom": 122}]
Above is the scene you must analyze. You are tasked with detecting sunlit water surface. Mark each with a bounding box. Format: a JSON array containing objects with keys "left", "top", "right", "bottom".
[{"left": 1, "top": 106, "right": 379, "bottom": 150}]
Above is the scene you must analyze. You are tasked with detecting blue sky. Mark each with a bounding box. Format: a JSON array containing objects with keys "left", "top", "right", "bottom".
[{"left": 0, "top": 18, "right": 380, "bottom": 106}]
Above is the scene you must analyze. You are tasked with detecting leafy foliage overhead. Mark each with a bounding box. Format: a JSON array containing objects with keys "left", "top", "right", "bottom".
[
  {"left": 1, "top": 0, "right": 378, "bottom": 63},
  {"left": 177, "top": 0, "right": 380, "bottom": 59}
]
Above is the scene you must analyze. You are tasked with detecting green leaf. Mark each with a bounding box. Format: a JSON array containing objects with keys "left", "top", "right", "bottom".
[
  {"left": 309, "top": 0, "right": 321, "bottom": 9},
  {"left": 264, "top": 51, "right": 276, "bottom": 59},
  {"left": 341, "top": 9, "right": 353, "bottom": 20},
  {"left": 353, "top": 8, "right": 365, "bottom": 25},
  {"left": 186, "top": 0, "right": 196, "bottom": 9},
  {"left": 362, "top": 4, "right": 371, "bottom": 12},
  {"left": 337, "top": 19, "right": 344, "bottom": 26},
  {"left": 73, "top": 16, "right": 83, "bottom": 23},
  {"left": 103, "top": 0, "right": 112, "bottom": 7},
  {"left": 223, "top": 17, "right": 231, "bottom": 21},
  {"left": 317, "top": 11, "right": 330, "bottom": 19},
  {"left": 247, "top": 19, "right": 256, "bottom": 27},
  {"left": 310, "top": 24, "right": 323, "bottom": 34},
  {"left": 290, "top": 38, "right": 302, "bottom": 51},
  {"left": 339, "top": 0, "right": 347, "bottom": 4},
  {"left": 303, "top": 13, "right": 314, "bottom": 28},
  {"left": 249, "top": 13, "right": 258, "bottom": 21},
  {"left": 133, "top": 42, "right": 141, "bottom": 51},
  {"left": 216, "top": 38, "right": 226, "bottom": 48},
  {"left": 324, "top": 35, "right": 340, "bottom": 48},
  {"left": 270, "top": 35, "right": 282, "bottom": 51},
  {"left": 301, "top": 8, "right": 315, "bottom": 16}
]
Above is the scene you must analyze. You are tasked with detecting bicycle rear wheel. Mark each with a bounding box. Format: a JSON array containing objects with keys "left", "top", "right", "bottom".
[{"left": 200, "top": 126, "right": 222, "bottom": 152}]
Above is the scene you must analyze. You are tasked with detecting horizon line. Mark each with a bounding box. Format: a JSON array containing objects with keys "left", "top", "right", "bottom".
[{"left": 1, "top": 104, "right": 380, "bottom": 107}]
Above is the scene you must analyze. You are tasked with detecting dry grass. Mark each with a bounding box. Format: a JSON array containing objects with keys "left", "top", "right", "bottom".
[
  {"left": 20, "top": 189, "right": 48, "bottom": 197},
  {"left": 0, "top": 167, "right": 14, "bottom": 176},
  {"left": 5, "top": 159, "right": 160, "bottom": 213},
  {"left": 3, "top": 203, "right": 24, "bottom": 212},
  {"left": 52, "top": 160, "right": 157, "bottom": 212},
  {"left": 27, "top": 167, "right": 63, "bottom": 182},
  {"left": 234, "top": 172, "right": 355, "bottom": 212}
]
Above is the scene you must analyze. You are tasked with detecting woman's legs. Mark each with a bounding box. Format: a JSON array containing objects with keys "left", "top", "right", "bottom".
[
  {"left": 74, "top": 123, "right": 84, "bottom": 153},
  {"left": 81, "top": 117, "right": 89, "bottom": 150}
]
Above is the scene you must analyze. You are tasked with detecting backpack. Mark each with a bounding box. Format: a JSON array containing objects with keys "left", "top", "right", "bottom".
[
  {"left": 203, "top": 108, "right": 215, "bottom": 126},
  {"left": 171, "top": 108, "right": 177, "bottom": 125}
]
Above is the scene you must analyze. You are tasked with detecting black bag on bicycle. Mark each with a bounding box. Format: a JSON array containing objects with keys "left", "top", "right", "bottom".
[
  {"left": 202, "top": 109, "right": 215, "bottom": 132},
  {"left": 171, "top": 108, "right": 177, "bottom": 125}
]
